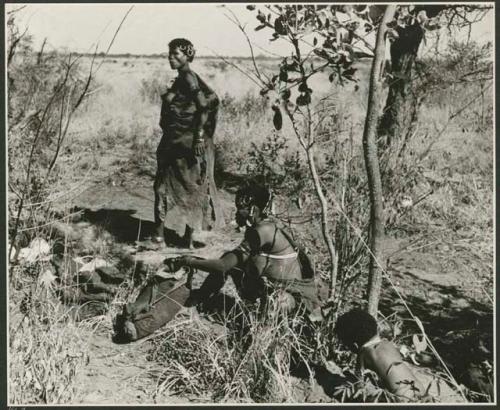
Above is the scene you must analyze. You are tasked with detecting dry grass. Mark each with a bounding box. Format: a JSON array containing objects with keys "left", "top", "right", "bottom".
[
  {"left": 9, "top": 278, "right": 94, "bottom": 404},
  {"left": 148, "top": 292, "right": 317, "bottom": 403}
]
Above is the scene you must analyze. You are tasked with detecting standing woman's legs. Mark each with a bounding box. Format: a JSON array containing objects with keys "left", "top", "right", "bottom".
[
  {"left": 180, "top": 148, "right": 203, "bottom": 248},
  {"left": 182, "top": 225, "right": 194, "bottom": 249},
  {"left": 153, "top": 152, "right": 168, "bottom": 242}
]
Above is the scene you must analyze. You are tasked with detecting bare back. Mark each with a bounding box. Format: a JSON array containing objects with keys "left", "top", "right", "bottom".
[
  {"left": 241, "top": 221, "right": 302, "bottom": 281},
  {"left": 360, "top": 339, "right": 424, "bottom": 400}
]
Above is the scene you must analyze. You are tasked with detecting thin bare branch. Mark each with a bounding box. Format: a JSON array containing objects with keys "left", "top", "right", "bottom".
[
  {"left": 222, "top": 6, "right": 270, "bottom": 84},
  {"left": 249, "top": 40, "right": 285, "bottom": 59},
  {"left": 73, "top": 45, "right": 97, "bottom": 110},
  {"left": 46, "top": 81, "right": 75, "bottom": 179},
  {"left": 418, "top": 81, "right": 493, "bottom": 161},
  {"left": 25, "top": 160, "right": 99, "bottom": 208},
  {"left": 7, "top": 5, "right": 27, "bottom": 15},
  {"left": 449, "top": 82, "right": 493, "bottom": 120},
  {"left": 9, "top": 6, "right": 133, "bottom": 256},
  {"left": 8, "top": 25, "right": 29, "bottom": 66},
  {"left": 282, "top": 103, "right": 307, "bottom": 150},
  {"left": 37, "top": 37, "right": 47, "bottom": 65},
  {"left": 18, "top": 209, "right": 85, "bottom": 234},
  {"left": 95, "top": 5, "right": 134, "bottom": 72},
  {"left": 207, "top": 47, "right": 265, "bottom": 88}
]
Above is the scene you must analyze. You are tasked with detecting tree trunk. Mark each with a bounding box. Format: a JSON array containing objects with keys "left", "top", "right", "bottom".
[
  {"left": 305, "top": 145, "right": 338, "bottom": 299},
  {"left": 363, "top": 5, "right": 397, "bottom": 317},
  {"left": 378, "top": 5, "right": 447, "bottom": 148},
  {"left": 378, "top": 23, "right": 424, "bottom": 148}
]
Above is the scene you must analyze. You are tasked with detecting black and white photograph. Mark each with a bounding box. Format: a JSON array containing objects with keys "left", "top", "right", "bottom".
[{"left": 6, "top": 2, "right": 495, "bottom": 405}]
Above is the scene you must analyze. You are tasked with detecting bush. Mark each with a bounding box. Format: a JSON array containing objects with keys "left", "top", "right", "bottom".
[
  {"left": 246, "top": 132, "right": 304, "bottom": 195},
  {"left": 8, "top": 16, "right": 97, "bottom": 251},
  {"left": 214, "top": 92, "right": 269, "bottom": 177}
]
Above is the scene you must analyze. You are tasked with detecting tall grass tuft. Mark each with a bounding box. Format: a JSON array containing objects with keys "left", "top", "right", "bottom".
[
  {"left": 9, "top": 278, "right": 94, "bottom": 404},
  {"left": 148, "top": 292, "right": 317, "bottom": 403}
]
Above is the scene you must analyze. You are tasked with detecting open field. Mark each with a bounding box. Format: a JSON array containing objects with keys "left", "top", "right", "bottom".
[{"left": 8, "top": 49, "right": 493, "bottom": 404}]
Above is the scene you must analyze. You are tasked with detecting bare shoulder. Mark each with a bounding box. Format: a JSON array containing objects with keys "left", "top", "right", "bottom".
[
  {"left": 363, "top": 339, "right": 403, "bottom": 368},
  {"left": 244, "top": 226, "right": 262, "bottom": 252},
  {"left": 375, "top": 340, "right": 406, "bottom": 364},
  {"left": 253, "top": 221, "right": 278, "bottom": 243},
  {"left": 244, "top": 222, "right": 277, "bottom": 251},
  {"left": 183, "top": 70, "right": 200, "bottom": 90},
  {"left": 377, "top": 340, "right": 403, "bottom": 356}
]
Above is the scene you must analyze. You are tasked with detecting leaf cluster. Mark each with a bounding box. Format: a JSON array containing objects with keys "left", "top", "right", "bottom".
[{"left": 248, "top": 4, "right": 369, "bottom": 118}]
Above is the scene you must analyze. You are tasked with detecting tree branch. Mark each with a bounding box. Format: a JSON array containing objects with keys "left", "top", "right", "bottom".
[{"left": 222, "top": 6, "right": 270, "bottom": 84}]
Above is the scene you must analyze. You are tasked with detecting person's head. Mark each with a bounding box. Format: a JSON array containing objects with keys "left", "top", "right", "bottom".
[
  {"left": 334, "top": 309, "right": 378, "bottom": 353},
  {"left": 235, "top": 183, "right": 272, "bottom": 227},
  {"left": 168, "top": 38, "right": 195, "bottom": 69}
]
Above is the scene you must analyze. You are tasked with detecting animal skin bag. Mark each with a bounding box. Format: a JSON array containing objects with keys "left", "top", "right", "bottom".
[{"left": 113, "top": 267, "right": 193, "bottom": 342}]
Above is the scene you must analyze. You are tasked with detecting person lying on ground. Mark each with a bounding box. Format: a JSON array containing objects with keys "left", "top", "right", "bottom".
[
  {"left": 334, "top": 309, "right": 466, "bottom": 403},
  {"left": 164, "top": 182, "right": 323, "bottom": 318}
]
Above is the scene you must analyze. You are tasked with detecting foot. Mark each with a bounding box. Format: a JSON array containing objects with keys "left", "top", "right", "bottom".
[
  {"left": 151, "top": 236, "right": 164, "bottom": 244},
  {"left": 179, "top": 229, "right": 205, "bottom": 249},
  {"left": 153, "top": 224, "right": 164, "bottom": 239},
  {"left": 179, "top": 238, "right": 194, "bottom": 250},
  {"left": 179, "top": 240, "right": 206, "bottom": 249},
  {"left": 180, "top": 230, "right": 194, "bottom": 249},
  {"left": 179, "top": 237, "right": 209, "bottom": 249},
  {"left": 136, "top": 237, "right": 166, "bottom": 251}
]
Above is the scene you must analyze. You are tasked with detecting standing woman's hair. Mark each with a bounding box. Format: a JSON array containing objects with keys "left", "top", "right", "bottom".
[{"left": 168, "top": 38, "right": 196, "bottom": 62}]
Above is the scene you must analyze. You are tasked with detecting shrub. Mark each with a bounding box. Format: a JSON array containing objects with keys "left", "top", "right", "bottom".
[{"left": 8, "top": 15, "right": 97, "bottom": 253}]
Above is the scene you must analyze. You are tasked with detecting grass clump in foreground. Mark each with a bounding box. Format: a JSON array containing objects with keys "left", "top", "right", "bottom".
[
  {"left": 147, "top": 292, "right": 318, "bottom": 403},
  {"left": 9, "top": 274, "right": 97, "bottom": 404},
  {"left": 8, "top": 232, "right": 147, "bottom": 405}
]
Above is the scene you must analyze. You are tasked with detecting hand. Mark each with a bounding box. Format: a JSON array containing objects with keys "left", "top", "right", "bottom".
[
  {"left": 163, "top": 256, "right": 191, "bottom": 272},
  {"left": 193, "top": 139, "right": 205, "bottom": 156},
  {"left": 185, "top": 288, "right": 209, "bottom": 307}
]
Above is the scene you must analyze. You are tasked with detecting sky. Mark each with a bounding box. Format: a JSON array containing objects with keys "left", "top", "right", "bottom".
[{"left": 6, "top": 3, "right": 495, "bottom": 57}]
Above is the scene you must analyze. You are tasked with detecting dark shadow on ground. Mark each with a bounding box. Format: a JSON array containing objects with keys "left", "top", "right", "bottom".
[
  {"left": 214, "top": 171, "right": 249, "bottom": 193},
  {"left": 313, "top": 365, "right": 347, "bottom": 397},
  {"left": 379, "top": 272, "right": 493, "bottom": 396},
  {"left": 194, "top": 291, "right": 250, "bottom": 338},
  {"left": 78, "top": 207, "right": 202, "bottom": 247},
  {"left": 312, "top": 364, "right": 362, "bottom": 400},
  {"left": 79, "top": 208, "right": 155, "bottom": 242}
]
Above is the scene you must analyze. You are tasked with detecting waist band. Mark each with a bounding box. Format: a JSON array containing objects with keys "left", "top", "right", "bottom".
[{"left": 259, "top": 252, "right": 298, "bottom": 260}]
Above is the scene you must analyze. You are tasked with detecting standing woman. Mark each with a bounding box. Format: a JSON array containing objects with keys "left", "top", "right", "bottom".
[{"left": 153, "top": 38, "right": 224, "bottom": 248}]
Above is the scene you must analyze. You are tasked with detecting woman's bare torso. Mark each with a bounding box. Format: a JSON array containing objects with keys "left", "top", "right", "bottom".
[{"left": 244, "top": 221, "right": 302, "bottom": 282}]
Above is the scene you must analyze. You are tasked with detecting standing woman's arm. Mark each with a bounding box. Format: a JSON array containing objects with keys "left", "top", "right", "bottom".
[
  {"left": 185, "top": 72, "right": 210, "bottom": 155},
  {"left": 159, "top": 87, "right": 176, "bottom": 130},
  {"left": 193, "top": 90, "right": 210, "bottom": 140}
]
